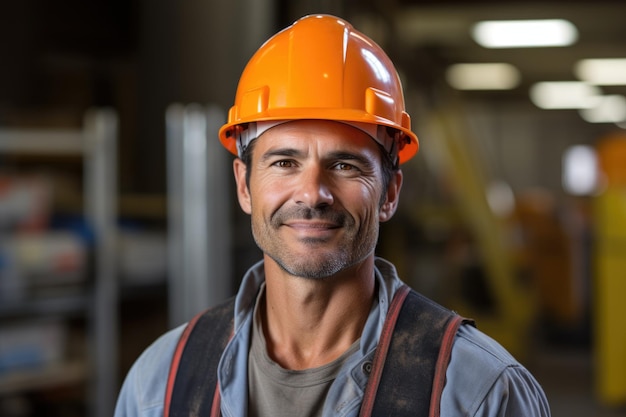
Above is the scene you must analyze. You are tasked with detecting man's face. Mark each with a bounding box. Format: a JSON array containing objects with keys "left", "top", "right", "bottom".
[{"left": 234, "top": 120, "right": 402, "bottom": 279}]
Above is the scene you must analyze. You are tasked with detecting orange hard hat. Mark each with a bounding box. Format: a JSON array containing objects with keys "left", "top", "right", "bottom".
[{"left": 218, "top": 14, "right": 419, "bottom": 164}]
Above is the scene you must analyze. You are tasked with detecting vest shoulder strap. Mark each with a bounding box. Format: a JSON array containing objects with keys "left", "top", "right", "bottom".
[
  {"left": 360, "top": 284, "right": 474, "bottom": 417},
  {"left": 165, "top": 286, "right": 473, "bottom": 417},
  {"left": 165, "top": 297, "right": 235, "bottom": 417}
]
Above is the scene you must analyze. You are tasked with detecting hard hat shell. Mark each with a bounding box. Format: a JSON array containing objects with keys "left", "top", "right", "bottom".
[{"left": 218, "top": 14, "right": 419, "bottom": 164}]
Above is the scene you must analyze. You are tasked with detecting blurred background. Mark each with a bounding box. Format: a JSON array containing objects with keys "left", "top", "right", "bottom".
[{"left": 1, "top": 1, "right": 625, "bottom": 416}]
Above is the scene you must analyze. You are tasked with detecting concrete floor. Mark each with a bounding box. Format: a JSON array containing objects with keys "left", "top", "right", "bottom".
[{"left": 527, "top": 346, "right": 626, "bottom": 417}]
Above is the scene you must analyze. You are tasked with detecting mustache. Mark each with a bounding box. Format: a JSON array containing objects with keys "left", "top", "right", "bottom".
[{"left": 271, "top": 206, "right": 349, "bottom": 227}]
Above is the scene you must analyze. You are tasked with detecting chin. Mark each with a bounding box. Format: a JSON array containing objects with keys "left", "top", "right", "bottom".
[{"left": 276, "top": 255, "right": 348, "bottom": 280}]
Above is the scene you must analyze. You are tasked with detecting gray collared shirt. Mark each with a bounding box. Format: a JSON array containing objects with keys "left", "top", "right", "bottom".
[{"left": 114, "top": 258, "right": 550, "bottom": 417}]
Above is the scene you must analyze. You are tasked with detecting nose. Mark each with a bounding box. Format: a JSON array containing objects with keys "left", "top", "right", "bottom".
[{"left": 294, "top": 165, "right": 334, "bottom": 208}]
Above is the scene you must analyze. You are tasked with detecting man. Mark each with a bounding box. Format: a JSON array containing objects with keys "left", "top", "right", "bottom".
[{"left": 115, "top": 14, "right": 550, "bottom": 417}]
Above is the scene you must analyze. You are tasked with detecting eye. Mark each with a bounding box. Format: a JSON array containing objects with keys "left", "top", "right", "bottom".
[
  {"left": 334, "top": 162, "right": 358, "bottom": 171},
  {"left": 273, "top": 160, "right": 295, "bottom": 168}
]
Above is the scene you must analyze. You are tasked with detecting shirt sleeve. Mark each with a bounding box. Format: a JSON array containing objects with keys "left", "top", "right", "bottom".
[
  {"left": 114, "top": 325, "right": 186, "bottom": 417},
  {"left": 473, "top": 365, "right": 551, "bottom": 417},
  {"left": 441, "top": 325, "right": 551, "bottom": 417}
]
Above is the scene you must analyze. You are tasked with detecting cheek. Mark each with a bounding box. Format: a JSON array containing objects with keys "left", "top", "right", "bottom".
[
  {"left": 344, "top": 184, "right": 383, "bottom": 222},
  {"left": 249, "top": 176, "right": 290, "bottom": 215}
]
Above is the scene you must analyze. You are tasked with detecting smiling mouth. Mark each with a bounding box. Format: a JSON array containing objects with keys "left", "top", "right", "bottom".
[
  {"left": 272, "top": 206, "right": 348, "bottom": 231},
  {"left": 286, "top": 220, "right": 340, "bottom": 228},
  {"left": 283, "top": 221, "right": 342, "bottom": 235},
  {"left": 282, "top": 218, "right": 345, "bottom": 238}
]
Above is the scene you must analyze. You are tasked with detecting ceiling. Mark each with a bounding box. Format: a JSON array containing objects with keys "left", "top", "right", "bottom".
[{"left": 354, "top": 1, "right": 626, "bottom": 110}]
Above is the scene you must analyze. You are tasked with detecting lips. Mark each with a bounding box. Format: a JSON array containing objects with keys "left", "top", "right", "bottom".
[
  {"left": 285, "top": 220, "right": 341, "bottom": 229},
  {"left": 275, "top": 208, "right": 348, "bottom": 242},
  {"left": 284, "top": 220, "right": 340, "bottom": 229},
  {"left": 272, "top": 206, "right": 347, "bottom": 229},
  {"left": 282, "top": 221, "right": 343, "bottom": 243}
]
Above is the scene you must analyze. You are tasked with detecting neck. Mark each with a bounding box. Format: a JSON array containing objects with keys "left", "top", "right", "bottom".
[{"left": 260, "top": 256, "right": 376, "bottom": 370}]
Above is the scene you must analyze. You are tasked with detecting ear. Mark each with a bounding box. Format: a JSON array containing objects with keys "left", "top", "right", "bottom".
[
  {"left": 379, "top": 170, "right": 403, "bottom": 222},
  {"left": 233, "top": 158, "right": 252, "bottom": 214}
]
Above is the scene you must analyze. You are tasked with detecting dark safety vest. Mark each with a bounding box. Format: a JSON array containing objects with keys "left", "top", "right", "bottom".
[{"left": 164, "top": 284, "right": 474, "bottom": 417}]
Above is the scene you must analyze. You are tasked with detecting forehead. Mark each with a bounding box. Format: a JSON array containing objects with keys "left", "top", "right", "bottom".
[{"left": 254, "top": 120, "right": 381, "bottom": 156}]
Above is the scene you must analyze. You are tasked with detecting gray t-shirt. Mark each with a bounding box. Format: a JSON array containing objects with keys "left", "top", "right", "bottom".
[{"left": 248, "top": 294, "right": 359, "bottom": 417}]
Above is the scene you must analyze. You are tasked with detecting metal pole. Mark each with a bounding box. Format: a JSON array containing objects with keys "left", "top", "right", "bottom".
[
  {"left": 166, "top": 104, "right": 231, "bottom": 327},
  {"left": 84, "top": 108, "right": 118, "bottom": 417}
]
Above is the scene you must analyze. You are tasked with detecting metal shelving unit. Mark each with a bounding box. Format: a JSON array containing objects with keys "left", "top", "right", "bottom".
[{"left": 0, "top": 108, "right": 118, "bottom": 417}]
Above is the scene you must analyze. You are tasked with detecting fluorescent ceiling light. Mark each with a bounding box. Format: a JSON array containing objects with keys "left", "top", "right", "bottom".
[
  {"left": 575, "top": 58, "right": 626, "bottom": 86},
  {"left": 579, "top": 95, "right": 626, "bottom": 123},
  {"left": 530, "top": 81, "right": 601, "bottom": 109},
  {"left": 446, "top": 63, "right": 520, "bottom": 90},
  {"left": 472, "top": 19, "right": 578, "bottom": 48}
]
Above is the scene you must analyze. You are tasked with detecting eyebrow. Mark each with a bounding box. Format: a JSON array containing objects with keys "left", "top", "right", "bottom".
[{"left": 259, "top": 147, "right": 303, "bottom": 163}]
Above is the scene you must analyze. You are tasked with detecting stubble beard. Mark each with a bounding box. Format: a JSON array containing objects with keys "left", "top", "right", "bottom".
[{"left": 251, "top": 206, "right": 378, "bottom": 280}]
